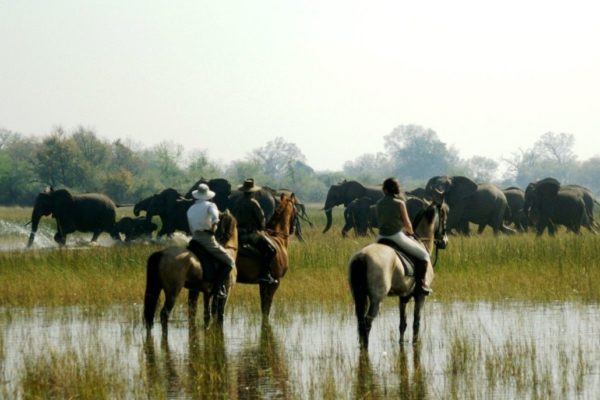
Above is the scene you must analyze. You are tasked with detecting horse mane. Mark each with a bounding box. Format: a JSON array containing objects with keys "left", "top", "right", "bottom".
[
  {"left": 215, "top": 212, "right": 237, "bottom": 245},
  {"left": 266, "top": 193, "right": 295, "bottom": 233}
]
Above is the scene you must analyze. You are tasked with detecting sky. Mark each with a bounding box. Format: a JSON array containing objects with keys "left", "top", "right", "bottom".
[{"left": 1, "top": 0, "right": 600, "bottom": 171}]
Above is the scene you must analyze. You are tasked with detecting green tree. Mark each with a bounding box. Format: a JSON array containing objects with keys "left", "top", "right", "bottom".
[
  {"left": 186, "top": 149, "right": 223, "bottom": 181},
  {"left": 103, "top": 169, "right": 134, "bottom": 203},
  {"left": 251, "top": 137, "right": 306, "bottom": 183},
  {"left": 32, "top": 128, "right": 86, "bottom": 189},
  {"left": 463, "top": 156, "right": 499, "bottom": 183},
  {"left": 384, "top": 124, "right": 458, "bottom": 181}
]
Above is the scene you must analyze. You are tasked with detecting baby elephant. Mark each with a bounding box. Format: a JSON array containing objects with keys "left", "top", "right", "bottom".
[{"left": 115, "top": 217, "right": 157, "bottom": 241}]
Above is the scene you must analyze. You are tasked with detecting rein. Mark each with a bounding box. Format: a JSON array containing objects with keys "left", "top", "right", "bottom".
[{"left": 413, "top": 203, "right": 446, "bottom": 267}]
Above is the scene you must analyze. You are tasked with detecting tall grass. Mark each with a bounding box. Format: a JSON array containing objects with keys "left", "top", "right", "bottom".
[{"left": 2, "top": 206, "right": 600, "bottom": 306}]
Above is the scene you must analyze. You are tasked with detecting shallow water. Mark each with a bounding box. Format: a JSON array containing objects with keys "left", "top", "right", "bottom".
[{"left": 2, "top": 301, "right": 599, "bottom": 398}]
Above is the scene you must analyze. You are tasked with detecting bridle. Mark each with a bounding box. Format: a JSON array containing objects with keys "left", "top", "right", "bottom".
[{"left": 413, "top": 202, "right": 448, "bottom": 267}]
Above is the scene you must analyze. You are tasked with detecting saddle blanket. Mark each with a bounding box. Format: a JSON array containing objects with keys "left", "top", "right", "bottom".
[
  {"left": 377, "top": 238, "right": 415, "bottom": 277},
  {"left": 186, "top": 240, "right": 220, "bottom": 282}
]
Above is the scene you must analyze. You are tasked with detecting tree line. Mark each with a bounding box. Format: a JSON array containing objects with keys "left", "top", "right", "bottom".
[{"left": 1, "top": 124, "right": 598, "bottom": 206}]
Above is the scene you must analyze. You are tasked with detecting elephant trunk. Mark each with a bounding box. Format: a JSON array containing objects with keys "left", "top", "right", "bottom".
[
  {"left": 323, "top": 208, "right": 333, "bottom": 233},
  {"left": 27, "top": 208, "right": 43, "bottom": 247}
]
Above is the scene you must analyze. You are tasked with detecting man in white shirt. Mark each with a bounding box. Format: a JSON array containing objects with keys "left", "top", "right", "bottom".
[{"left": 187, "top": 183, "right": 235, "bottom": 298}]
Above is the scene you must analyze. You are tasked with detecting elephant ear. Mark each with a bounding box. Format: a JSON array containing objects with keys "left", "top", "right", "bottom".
[
  {"left": 52, "top": 189, "right": 74, "bottom": 203},
  {"left": 536, "top": 177, "right": 561, "bottom": 197},
  {"left": 50, "top": 189, "right": 74, "bottom": 220},
  {"left": 446, "top": 176, "right": 477, "bottom": 205}
]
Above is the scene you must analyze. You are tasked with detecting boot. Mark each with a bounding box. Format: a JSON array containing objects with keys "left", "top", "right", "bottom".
[
  {"left": 415, "top": 259, "right": 432, "bottom": 295},
  {"left": 259, "top": 242, "right": 278, "bottom": 285},
  {"left": 259, "top": 256, "right": 278, "bottom": 284},
  {"left": 212, "top": 266, "right": 232, "bottom": 299}
]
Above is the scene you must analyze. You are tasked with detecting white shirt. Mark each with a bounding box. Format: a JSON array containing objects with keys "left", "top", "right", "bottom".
[{"left": 187, "top": 200, "right": 220, "bottom": 232}]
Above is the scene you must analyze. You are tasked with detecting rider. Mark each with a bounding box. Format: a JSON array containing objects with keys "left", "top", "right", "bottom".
[
  {"left": 376, "top": 177, "right": 432, "bottom": 295},
  {"left": 236, "top": 178, "right": 278, "bottom": 285},
  {"left": 186, "top": 183, "right": 236, "bottom": 299}
]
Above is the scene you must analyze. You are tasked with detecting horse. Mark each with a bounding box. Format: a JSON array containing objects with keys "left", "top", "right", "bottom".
[
  {"left": 143, "top": 211, "right": 238, "bottom": 337},
  {"left": 235, "top": 192, "right": 297, "bottom": 317},
  {"left": 348, "top": 198, "right": 448, "bottom": 348}
]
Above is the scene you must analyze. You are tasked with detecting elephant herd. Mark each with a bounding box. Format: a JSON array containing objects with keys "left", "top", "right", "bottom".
[
  {"left": 326, "top": 176, "right": 600, "bottom": 238},
  {"left": 27, "top": 179, "right": 311, "bottom": 247}
]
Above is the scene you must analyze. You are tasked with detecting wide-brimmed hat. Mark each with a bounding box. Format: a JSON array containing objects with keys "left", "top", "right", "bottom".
[
  {"left": 191, "top": 183, "right": 215, "bottom": 200},
  {"left": 238, "top": 178, "right": 261, "bottom": 193}
]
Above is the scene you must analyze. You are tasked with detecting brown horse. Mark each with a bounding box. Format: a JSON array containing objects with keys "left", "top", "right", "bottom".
[
  {"left": 143, "top": 212, "right": 238, "bottom": 337},
  {"left": 348, "top": 199, "right": 448, "bottom": 348},
  {"left": 236, "top": 192, "right": 297, "bottom": 317}
]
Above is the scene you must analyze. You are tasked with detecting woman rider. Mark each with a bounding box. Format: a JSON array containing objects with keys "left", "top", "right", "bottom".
[{"left": 376, "top": 177, "right": 432, "bottom": 295}]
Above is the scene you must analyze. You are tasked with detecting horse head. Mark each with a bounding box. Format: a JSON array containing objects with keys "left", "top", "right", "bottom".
[
  {"left": 216, "top": 211, "right": 238, "bottom": 250},
  {"left": 413, "top": 197, "right": 449, "bottom": 253},
  {"left": 266, "top": 192, "right": 297, "bottom": 236}
]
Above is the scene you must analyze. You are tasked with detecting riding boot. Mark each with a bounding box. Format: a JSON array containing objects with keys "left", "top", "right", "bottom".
[
  {"left": 415, "top": 259, "right": 432, "bottom": 295},
  {"left": 212, "top": 265, "right": 232, "bottom": 299},
  {"left": 259, "top": 246, "right": 278, "bottom": 285}
]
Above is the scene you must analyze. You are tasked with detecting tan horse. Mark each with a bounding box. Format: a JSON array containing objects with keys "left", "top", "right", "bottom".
[
  {"left": 348, "top": 199, "right": 448, "bottom": 348},
  {"left": 236, "top": 192, "right": 297, "bottom": 316},
  {"left": 143, "top": 212, "right": 238, "bottom": 337}
]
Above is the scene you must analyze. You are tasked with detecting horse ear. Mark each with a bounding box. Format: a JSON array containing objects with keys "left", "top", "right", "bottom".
[{"left": 280, "top": 193, "right": 285, "bottom": 201}]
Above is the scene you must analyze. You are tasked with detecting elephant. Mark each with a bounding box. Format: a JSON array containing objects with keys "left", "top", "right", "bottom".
[
  {"left": 322, "top": 180, "right": 384, "bottom": 233},
  {"left": 502, "top": 187, "right": 528, "bottom": 232},
  {"left": 341, "top": 195, "right": 430, "bottom": 237},
  {"left": 406, "top": 187, "right": 427, "bottom": 199},
  {"left": 342, "top": 196, "right": 377, "bottom": 237},
  {"left": 114, "top": 216, "right": 157, "bottom": 241},
  {"left": 134, "top": 188, "right": 193, "bottom": 237},
  {"left": 524, "top": 178, "right": 591, "bottom": 235},
  {"left": 27, "top": 188, "right": 120, "bottom": 247},
  {"left": 562, "top": 184, "right": 599, "bottom": 230},
  {"left": 186, "top": 178, "right": 232, "bottom": 212},
  {"left": 425, "top": 176, "right": 513, "bottom": 235}
]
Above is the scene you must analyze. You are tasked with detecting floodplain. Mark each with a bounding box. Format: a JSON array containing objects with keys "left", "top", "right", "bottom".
[{"left": 1, "top": 206, "right": 600, "bottom": 398}]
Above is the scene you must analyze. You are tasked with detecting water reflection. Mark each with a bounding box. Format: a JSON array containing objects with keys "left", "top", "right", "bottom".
[
  {"left": 187, "top": 324, "right": 231, "bottom": 398},
  {"left": 353, "top": 349, "right": 380, "bottom": 399},
  {"left": 143, "top": 336, "right": 182, "bottom": 398},
  {"left": 3, "top": 302, "right": 600, "bottom": 398},
  {"left": 236, "top": 321, "right": 290, "bottom": 399}
]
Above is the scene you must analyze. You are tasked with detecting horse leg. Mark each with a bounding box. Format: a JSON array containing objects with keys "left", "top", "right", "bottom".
[
  {"left": 361, "top": 297, "right": 382, "bottom": 349},
  {"left": 412, "top": 295, "right": 426, "bottom": 343},
  {"left": 90, "top": 231, "right": 101, "bottom": 242},
  {"left": 399, "top": 296, "right": 410, "bottom": 343},
  {"left": 160, "top": 290, "right": 179, "bottom": 338},
  {"left": 203, "top": 292, "right": 211, "bottom": 328},
  {"left": 188, "top": 289, "right": 200, "bottom": 329},
  {"left": 260, "top": 282, "right": 279, "bottom": 317},
  {"left": 214, "top": 296, "right": 227, "bottom": 324}
]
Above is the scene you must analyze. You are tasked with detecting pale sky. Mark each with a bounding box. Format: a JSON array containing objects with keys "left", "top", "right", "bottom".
[{"left": 1, "top": 0, "right": 600, "bottom": 171}]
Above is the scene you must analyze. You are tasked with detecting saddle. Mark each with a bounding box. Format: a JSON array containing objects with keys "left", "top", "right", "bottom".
[
  {"left": 238, "top": 231, "right": 277, "bottom": 260},
  {"left": 186, "top": 239, "right": 222, "bottom": 283},
  {"left": 377, "top": 238, "right": 415, "bottom": 277}
]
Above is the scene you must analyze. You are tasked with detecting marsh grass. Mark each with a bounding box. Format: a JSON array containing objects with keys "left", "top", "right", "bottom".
[
  {"left": 3, "top": 206, "right": 600, "bottom": 398},
  {"left": 2, "top": 206, "right": 600, "bottom": 306}
]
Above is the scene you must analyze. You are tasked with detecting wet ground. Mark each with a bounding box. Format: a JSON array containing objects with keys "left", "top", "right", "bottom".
[{"left": 2, "top": 301, "right": 600, "bottom": 398}]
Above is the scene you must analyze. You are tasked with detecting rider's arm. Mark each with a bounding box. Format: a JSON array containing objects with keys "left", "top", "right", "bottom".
[
  {"left": 400, "top": 201, "right": 414, "bottom": 236},
  {"left": 254, "top": 202, "right": 266, "bottom": 230},
  {"left": 207, "top": 203, "right": 220, "bottom": 233}
]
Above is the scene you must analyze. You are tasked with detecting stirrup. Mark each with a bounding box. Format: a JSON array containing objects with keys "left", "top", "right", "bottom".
[{"left": 259, "top": 274, "right": 278, "bottom": 285}]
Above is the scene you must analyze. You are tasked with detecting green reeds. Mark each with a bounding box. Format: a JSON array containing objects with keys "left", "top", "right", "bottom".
[{"left": 2, "top": 207, "right": 600, "bottom": 306}]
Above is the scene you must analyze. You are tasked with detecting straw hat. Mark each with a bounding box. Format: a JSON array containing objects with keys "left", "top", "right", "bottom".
[
  {"left": 238, "top": 178, "right": 261, "bottom": 193},
  {"left": 191, "top": 183, "right": 216, "bottom": 200}
]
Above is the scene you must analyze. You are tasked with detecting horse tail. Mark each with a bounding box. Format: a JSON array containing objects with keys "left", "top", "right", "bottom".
[
  {"left": 144, "top": 251, "right": 163, "bottom": 330},
  {"left": 348, "top": 252, "right": 369, "bottom": 321}
]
